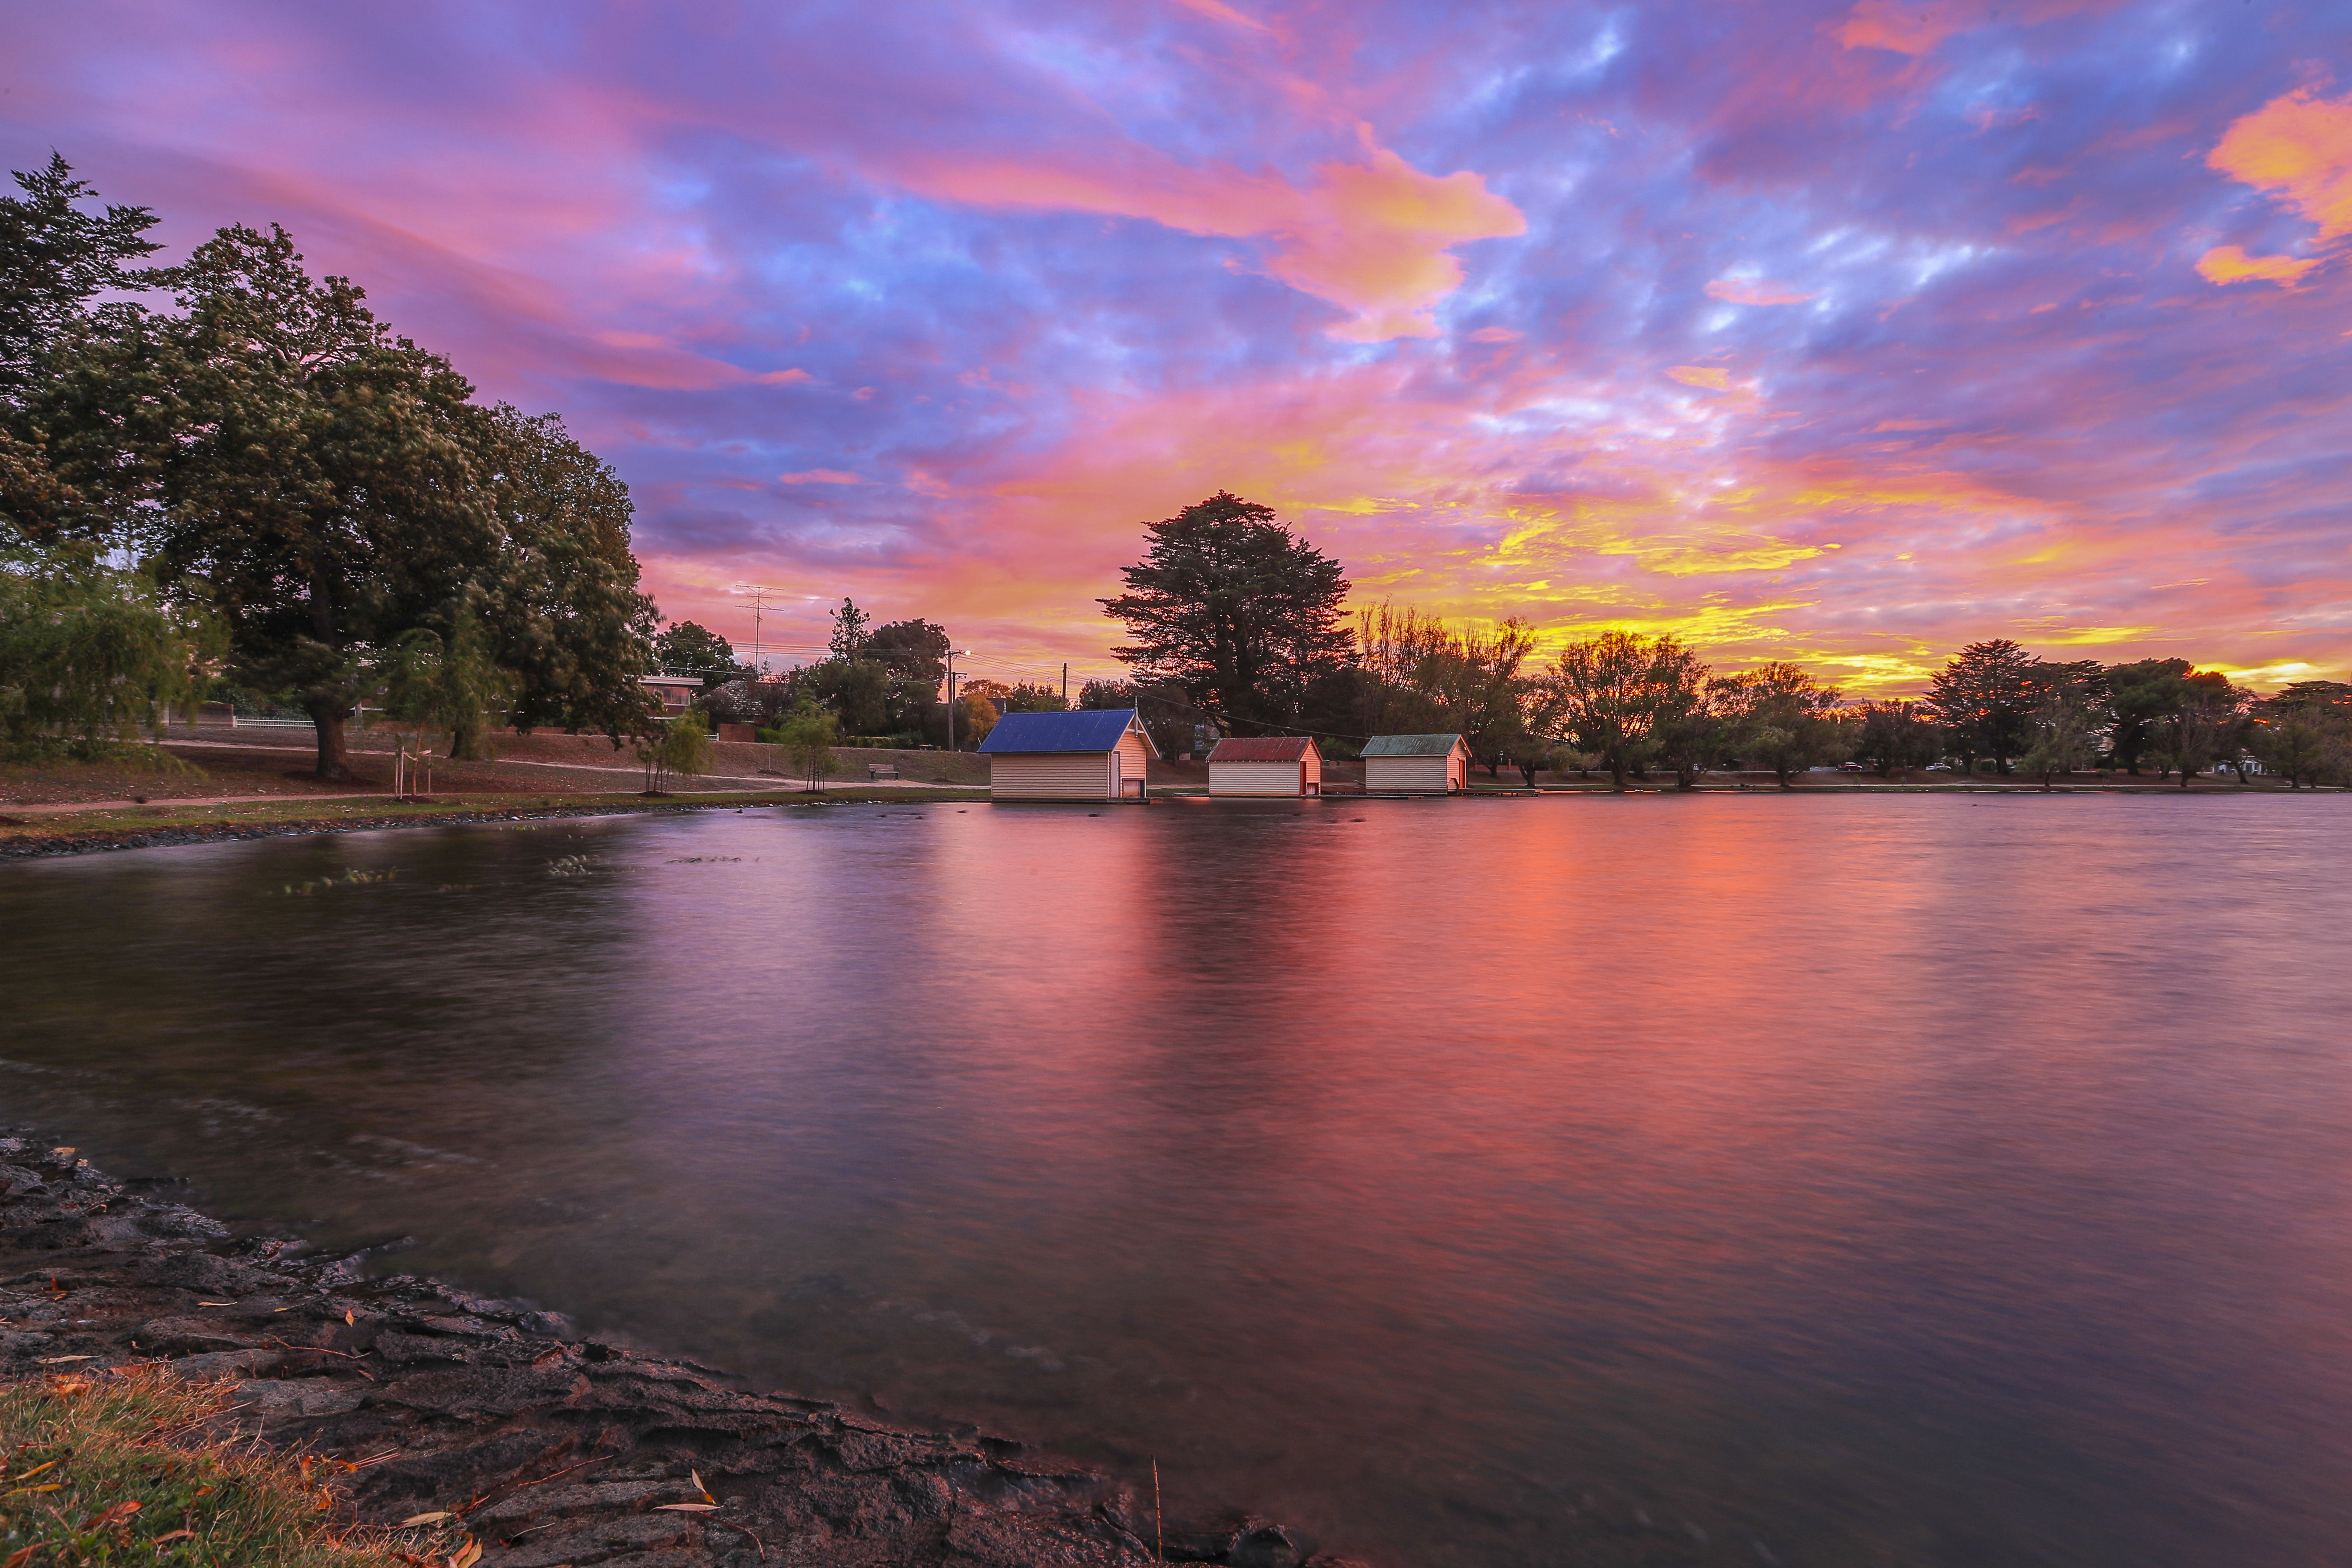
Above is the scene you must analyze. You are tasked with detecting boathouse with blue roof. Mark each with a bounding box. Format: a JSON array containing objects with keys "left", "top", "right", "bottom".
[{"left": 977, "top": 708, "right": 1160, "bottom": 801}]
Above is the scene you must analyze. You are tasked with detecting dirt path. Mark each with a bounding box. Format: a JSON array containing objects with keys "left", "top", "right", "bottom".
[{"left": 159, "top": 739, "right": 983, "bottom": 793}]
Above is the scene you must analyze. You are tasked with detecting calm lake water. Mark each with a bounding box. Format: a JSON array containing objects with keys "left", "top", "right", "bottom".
[{"left": 5, "top": 795, "right": 2351, "bottom": 1566}]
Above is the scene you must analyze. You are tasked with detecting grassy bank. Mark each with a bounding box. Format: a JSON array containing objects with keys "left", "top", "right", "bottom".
[{"left": 0, "top": 1367, "right": 417, "bottom": 1568}]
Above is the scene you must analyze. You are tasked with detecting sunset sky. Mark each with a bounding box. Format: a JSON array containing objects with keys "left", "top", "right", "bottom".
[{"left": 6, "top": 0, "right": 2348, "bottom": 693}]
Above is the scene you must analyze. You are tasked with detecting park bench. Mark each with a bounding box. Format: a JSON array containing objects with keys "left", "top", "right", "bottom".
[{"left": 868, "top": 763, "right": 901, "bottom": 781}]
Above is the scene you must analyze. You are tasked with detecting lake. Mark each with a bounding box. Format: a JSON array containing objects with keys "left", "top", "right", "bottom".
[{"left": 4, "top": 793, "right": 2350, "bottom": 1566}]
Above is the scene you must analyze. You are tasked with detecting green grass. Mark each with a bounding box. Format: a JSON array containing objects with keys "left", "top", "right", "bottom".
[{"left": 0, "top": 1368, "right": 423, "bottom": 1568}]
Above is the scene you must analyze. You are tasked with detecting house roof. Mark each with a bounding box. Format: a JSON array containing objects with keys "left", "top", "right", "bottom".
[
  {"left": 1207, "top": 735, "right": 1318, "bottom": 763},
  {"left": 1362, "top": 733, "right": 1467, "bottom": 756},
  {"left": 978, "top": 708, "right": 1157, "bottom": 755}
]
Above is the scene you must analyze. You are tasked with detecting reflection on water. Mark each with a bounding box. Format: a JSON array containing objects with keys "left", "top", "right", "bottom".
[{"left": 6, "top": 796, "right": 2352, "bottom": 1566}]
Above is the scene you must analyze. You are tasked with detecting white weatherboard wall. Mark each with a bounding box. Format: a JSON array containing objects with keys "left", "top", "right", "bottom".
[
  {"left": 1365, "top": 754, "right": 1453, "bottom": 793},
  {"left": 1211, "top": 761, "right": 1308, "bottom": 796},
  {"left": 1115, "top": 730, "right": 1151, "bottom": 796},
  {"left": 990, "top": 753, "right": 1116, "bottom": 800}
]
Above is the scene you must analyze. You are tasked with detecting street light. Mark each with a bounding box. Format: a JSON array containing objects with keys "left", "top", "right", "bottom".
[{"left": 945, "top": 649, "right": 973, "bottom": 751}]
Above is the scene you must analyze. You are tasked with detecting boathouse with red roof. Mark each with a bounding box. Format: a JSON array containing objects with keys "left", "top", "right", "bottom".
[{"left": 1206, "top": 735, "right": 1323, "bottom": 797}]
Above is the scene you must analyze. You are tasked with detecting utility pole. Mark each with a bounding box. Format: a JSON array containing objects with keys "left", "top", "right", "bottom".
[
  {"left": 1062, "top": 662, "right": 1068, "bottom": 707},
  {"left": 730, "top": 582, "right": 788, "bottom": 677},
  {"left": 945, "top": 649, "right": 971, "bottom": 751}
]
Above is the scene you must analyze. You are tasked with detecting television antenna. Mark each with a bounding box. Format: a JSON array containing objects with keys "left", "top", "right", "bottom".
[{"left": 729, "top": 582, "right": 793, "bottom": 676}]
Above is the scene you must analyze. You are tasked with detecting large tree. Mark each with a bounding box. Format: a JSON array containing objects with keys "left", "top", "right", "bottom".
[
  {"left": 0, "top": 154, "right": 161, "bottom": 402},
  {"left": 470, "top": 403, "right": 659, "bottom": 747},
  {"left": 1, "top": 155, "right": 162, "bottom": 542},
  {"left": 1850, "top": 700, "right": 1942, "bottom": 778},
  {"left": 1925, "top": 639, "right": 2042, "bottom": 774},
  {"left": 1717, "top": 661, "right": 1845, "bottom": 787},
  {"left": 2250, "top": 681, "right": 2351, "bottom": 788},
  {"left": 654, "top": 621, "right": 739, "bottom": 683},
  {"left": 2105, "top": 658, "right": 2190, "bottom": 774},
  {"left": 80, "top": 224, "right": 501, "bottom": 776},
  {"left": 37, "top": 223, "right": 654, "bottom": 776},
  {"left": 1100, "top": 491, "right": 1351, "bottom": 732},
  {"left": 1544, "top": 630, "right": 1704, "bottom": 788},
  {"left": 863, "top": 617, "right": 951, "bottom": 734},
  {"left": 2157, "top": 669, "right": 2247, "bottom": 786}
]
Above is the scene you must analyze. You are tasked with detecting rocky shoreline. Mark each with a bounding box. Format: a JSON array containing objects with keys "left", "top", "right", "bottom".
[{"left": 0, "top": 1137, "right": 1342, "bottom": 1568}]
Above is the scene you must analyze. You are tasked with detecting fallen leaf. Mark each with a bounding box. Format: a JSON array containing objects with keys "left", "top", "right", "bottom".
[
  {"left": 4, "top": 1542, "right": 38, "bottom": 1568},
  {"left": 400, "top": 1513, "right": 453, "bottom": 1527},
  {"left": 150, "top": 1529, "right": 195, "bottom": 1544},
  {"left": 654, "top": 1503, "right": 720, "bottom": 1512},
  {"left": 13, "top": 1461, "right": 58, "bottom": 1482},
  {"left": 448, "top": 1539, "right": 482, "bottom": 1568},
  {"left": 197, "top": 1301, "right": 238, "bottom": 1308},
  {"left": 692, "top": 1469, "right": 714, "bottom": 1503},
  {"left": 345, "top": 1309, "right": 356, "bottom": 1326},
  {"left": 34, "top": 1355, "right": 93, "bottom": 1364}
]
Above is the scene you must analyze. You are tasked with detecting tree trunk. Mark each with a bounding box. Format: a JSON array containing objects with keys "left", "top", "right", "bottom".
[{"left": 307, "top": 699, "right": 351, "bottom": 780}]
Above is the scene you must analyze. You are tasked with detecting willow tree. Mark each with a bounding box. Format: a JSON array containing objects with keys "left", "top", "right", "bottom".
[{"left": 0, "top": 542, "right": 213, "bottom": 752}]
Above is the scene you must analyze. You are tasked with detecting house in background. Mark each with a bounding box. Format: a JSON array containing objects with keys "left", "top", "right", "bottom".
[
  {"left": 1363, "top": 733, "right": 1471, "bottom": 794},
  {"left": 979, "top": 708, "right": 1159, "bottom": 800},
  {"left": 640, "top": 674, "right": 702, "bottom": 718},
  {"left": 1207, "top": 735, "right": 1323, "bottom": 797}
]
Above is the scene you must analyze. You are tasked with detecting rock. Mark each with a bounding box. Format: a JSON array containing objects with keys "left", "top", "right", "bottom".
[
  {"left": 1231, "top": 1523, "right": 1306, "bottom": 1568},
  {"left": 234, "top": 1378, "right": 368, "bottom": 1418},
  {"left": 370, "top": 1328, "right": 474, "bottom": 1364},
  {"left": 2, "top": 1137, "right": 1332, "bottom": 1568},
  {"left": 16, "top": 1218, "right": 93, "bottom": 1249},
  {"left": 134, "top": 1250, "right": 277, "bottom": 1296},
  {"left": 136, "top": 1316, "right": 261, "bottom": 1356}
]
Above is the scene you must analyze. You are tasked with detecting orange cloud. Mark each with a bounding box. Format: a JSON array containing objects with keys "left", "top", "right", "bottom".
[
  {"left": 1707, "top": 277, "right": 1815, "bottom": 305},
  {"left": 1667, "top": 365, "right": 1732, "bottom": 390},
  {"left": 901, "top": 142, "right": 1524, "bottom": 341},
  {"left": 1831, "top": 0, "right": 2110, "bottom": 55},
  {"left": 2209, "top": 88, "right": 2352, "bottom": 241},
  {"left": 2195, "top": 245, "right": 2319, "bottom": 287}
]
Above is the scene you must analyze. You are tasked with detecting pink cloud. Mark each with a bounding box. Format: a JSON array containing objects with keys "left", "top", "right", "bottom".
[
  {"left": 900, "top": 140, "right": 1524, "bottom": 341},
  {"left": 1667, "top": 365, "right": 1732, "bottom": 390},
  {"left": 1706, "top": 278, "right": 1816, "bottom": 306},
  {"left": 779, "top": 469, "right": 864, "bottom": 485}
]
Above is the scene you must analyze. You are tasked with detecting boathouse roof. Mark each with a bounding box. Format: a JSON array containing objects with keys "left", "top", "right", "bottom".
[
  {"left": 1207, "top": 736, "right": 1318, "bottom": 763},
  {"left": 978, "top": 708, "right": 1149, "bottom": 754},
  {"left": 1361, "top": 733, "right": 1466, "bottom": 756}
]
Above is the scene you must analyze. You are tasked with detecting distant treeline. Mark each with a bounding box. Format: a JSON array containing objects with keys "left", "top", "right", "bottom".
[
  {"left": 673, "top": 490, "right": 2350, "bottom": 790},
  {"left": 1077, "top": 492, "right": 2350, "bottom": 790}
]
